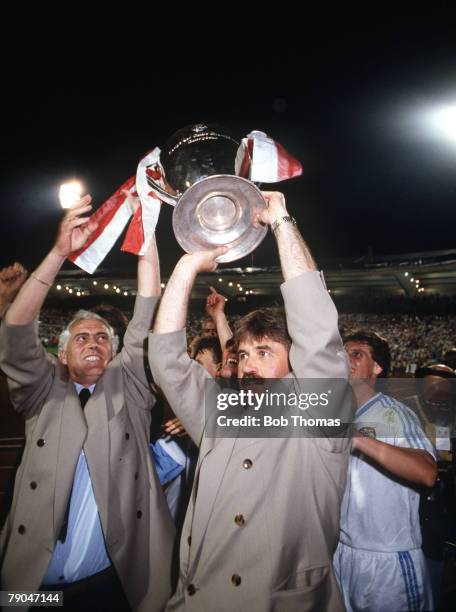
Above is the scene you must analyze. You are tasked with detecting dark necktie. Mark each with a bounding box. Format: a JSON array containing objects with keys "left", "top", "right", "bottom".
[
  {"left": 78, "top": 387, "right": 91, "bottom": 409},
  {"left": 58, "top": 388, "right": 91, "bottom": 542}
]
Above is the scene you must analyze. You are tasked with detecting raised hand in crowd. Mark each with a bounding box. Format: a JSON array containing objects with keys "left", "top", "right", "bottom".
[
  {"left": 0, "top": 262, "right": 28, "bottom": 318},
  {"left": 205, "top": 286, "right": 233, "bottom": 352},
  {"left": 205, "top": 286, "right": 226, "bottom": 319}
]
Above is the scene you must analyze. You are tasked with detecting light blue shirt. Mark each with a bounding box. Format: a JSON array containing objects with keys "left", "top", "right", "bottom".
[
  {"left": 42, "top": 384, "right": 111, "bottom": 584},
  {"left": 151, "top": 437, "right": 187, "bottom": 520}
]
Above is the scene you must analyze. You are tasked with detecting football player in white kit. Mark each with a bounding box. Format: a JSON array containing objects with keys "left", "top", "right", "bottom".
[{"left": 334, "top": 331, "right": 438, "bottom": 612}]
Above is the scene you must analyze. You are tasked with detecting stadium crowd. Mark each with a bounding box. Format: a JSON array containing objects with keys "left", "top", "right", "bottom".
[{"left": 37, "top": 306, "right": 456, "bottom": 376}]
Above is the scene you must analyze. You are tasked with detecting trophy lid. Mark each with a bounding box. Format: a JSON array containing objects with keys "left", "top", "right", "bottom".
[{"left": 172, "top": 174, "right": 268, "bottom": 263}]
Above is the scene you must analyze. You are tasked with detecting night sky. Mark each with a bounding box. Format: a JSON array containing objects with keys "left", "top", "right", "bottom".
[{"left": 3, "top": 12, "right": 456, "bottom": 276}]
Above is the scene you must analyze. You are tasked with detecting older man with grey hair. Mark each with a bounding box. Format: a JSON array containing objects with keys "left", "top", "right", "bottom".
[
  {"left": 57, "top": 310, "right": 119, "bottom": 357},
  {"left": 0, "top": 195, "right": 174, "bottom": 611}
]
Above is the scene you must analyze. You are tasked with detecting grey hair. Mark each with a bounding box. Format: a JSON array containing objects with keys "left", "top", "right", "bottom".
[{"left": 58, "top": 310, "right": 119, "bottom": 356}]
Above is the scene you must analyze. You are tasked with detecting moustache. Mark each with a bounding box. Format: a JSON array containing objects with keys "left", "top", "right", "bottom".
[
  {"left": 239, "top": 375, "right": 265, "bottom": 391},
  {"left": 242, "top": 373, "right": 264, "bottom": 380}
]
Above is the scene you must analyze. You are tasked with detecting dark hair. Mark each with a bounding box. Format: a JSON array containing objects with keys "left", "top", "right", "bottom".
[
  {"left": 344, "top": 330, "right": 391, "bottom": 378},
  {"left": 443, "top": 348, "right": 456, "bottom": 370},
  {"left": 415, "top": 362, "right": 456, "bottom": 380},
  {"left": 225, "top": 337, "right": 235, "bottom": 352},
  {"left": 193, "top": 336, "right": 222, "bottom": 365},
  {"left": 91, "top": 304, "right": 129, "bottom": 349},
  {"left": 232, "top": 307, "right": 291, "bottom": 352}
]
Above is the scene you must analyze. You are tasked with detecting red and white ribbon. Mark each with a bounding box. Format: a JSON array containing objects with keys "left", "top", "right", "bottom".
[
  {"left": 68, "top": 177, "right": 136, "bottom": 274},
  {"left": 235, "top": 131, "right": 302, "bottom": 182},
  {"left": 124, "top": 148, "right": 162, "bottom": 256},
  {"left": 69, "top": 131, "right": 302, "bottom": 273},
  {"left": 69, "top": 150, "right": 163, "bottom": 273}
]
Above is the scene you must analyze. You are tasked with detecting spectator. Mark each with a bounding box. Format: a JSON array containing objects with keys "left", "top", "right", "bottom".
[
  {"left": 334, "top": 331, "right": 437, "bottom": 612},
  {"left": 0, "top": 262, "right": 27, "bottom": 319},
  {"left": 192, "top": 335, "right": 222, "bottom": 378}
]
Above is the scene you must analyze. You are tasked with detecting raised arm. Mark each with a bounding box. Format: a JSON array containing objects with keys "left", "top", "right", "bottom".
[
  {"left": 256, "top": 191, "right": 348, "bottom": 380},
  {"left": 154, "top": 247, "right": 227, "bottom": 334},
  {"left": 120, "top": 194, "right": 162, "bottom": 390},
  {"left": 0, "top": 262, "right": 28, "bottom": 319},
  {"left": 6, "top": 196, "right": 96, "bottom": 325},
  {"left": 205, "top": 286, "right": 232, "bottom": 351},
  {"left": 255, "top": 191, "right": 316, "bottom": 280},
  {"left": 150, "top": 247, "right": 227, "bottom": 443},
  {"left": 0, "top": 197, "right": 96, "bottom": 418},
  {"left": 256, "top": 191, "right": 353, "bottom": 442},
  {"left": 137, "top": 235, "right": 161, "bottom": 297}
]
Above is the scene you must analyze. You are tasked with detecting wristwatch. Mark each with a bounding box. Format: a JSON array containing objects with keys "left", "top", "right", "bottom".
[{"left": 271, "top": 216, "right": 297, "bottom": 234}]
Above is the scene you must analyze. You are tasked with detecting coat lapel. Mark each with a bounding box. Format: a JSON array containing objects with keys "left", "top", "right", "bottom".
[
  {"left": 53, "top": 381, "right": 87, "bottom": 537},
  {"left": 188, "top": 433, "right": 237, "bottom": 572}
]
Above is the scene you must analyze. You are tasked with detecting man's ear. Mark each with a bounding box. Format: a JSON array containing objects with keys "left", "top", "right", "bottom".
[
  {"left": 373, "top": 361, "right": 383, "bottom": 377},
  {"left": 59, "top": 350, "right": 68, "bottom": 365}
]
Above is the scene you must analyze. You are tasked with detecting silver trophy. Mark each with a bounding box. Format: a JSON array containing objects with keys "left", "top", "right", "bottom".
[{"left": 146, "top": 124, "right": 267, "bottom": 263}]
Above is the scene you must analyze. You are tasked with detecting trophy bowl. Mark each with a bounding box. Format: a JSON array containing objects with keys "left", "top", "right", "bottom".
[
  {"left": 172, "top": 174, "right": 268, "bottom": 263},
  {"left": 146, "top": 123, "right": 240, "bottom": 204}
]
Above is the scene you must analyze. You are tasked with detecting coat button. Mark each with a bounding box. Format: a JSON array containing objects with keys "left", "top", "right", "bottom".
[
  {"left": 37, "top": 439, "right": 45, "bottom": 447},
  {"left": 18, "top": 525, "right": 26, "bottom": 534},
  {"left": 125, "top": 432, "right": 130, "bottom": 440},
  {"left": 30, "top": 481, "right": 37, "bottom": 490},
  {"left": 234, "top": 513, "right": 245, "bottom": 527},
  {"left": 231, "top": 574, "right": 242, "bottom": 586},
  {"left": 187, "top": 584, "right": 196, "bottom": 596},
  {"left": 243, "top": 459, "right": 252, "bottom": 469},
  {"left": 187, "top": 536, "right": 192, "bottom": 546},
  {"left": 134, "top": 472, "right": 139, "bottom": 480},
  {"left": 137, "top": 510, "right": 142, "bottom": 519}
]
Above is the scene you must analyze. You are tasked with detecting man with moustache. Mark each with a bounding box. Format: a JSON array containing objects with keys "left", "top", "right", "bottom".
[{"left": 149, "top": 191, "right": 353, "bottom": 612}]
